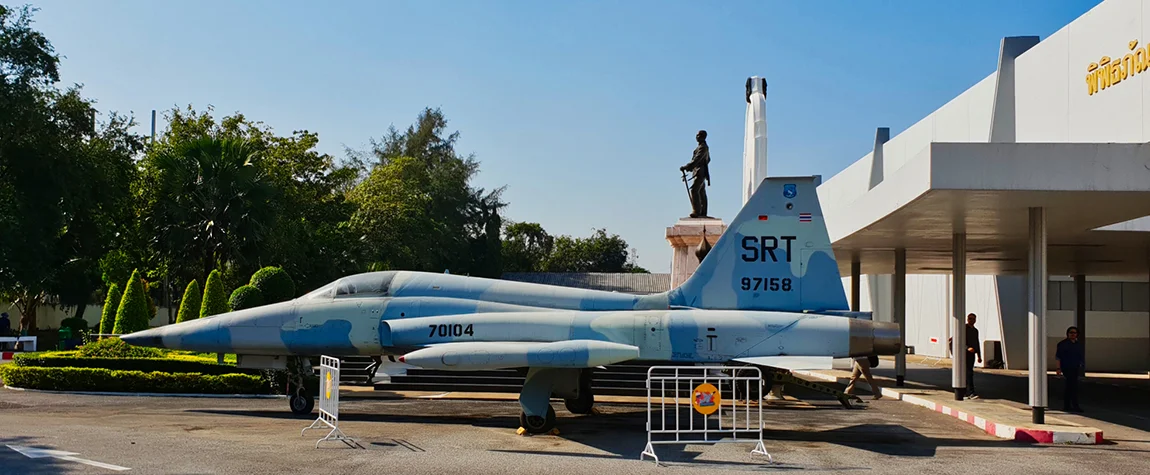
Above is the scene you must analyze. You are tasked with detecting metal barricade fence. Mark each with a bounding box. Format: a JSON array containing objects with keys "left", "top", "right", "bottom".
[
  {"left": 640, "top": 365, "right": 772, "bottom": 465},
  {"left": 302, "top": 356, "right": 362, "bottom": 448}
]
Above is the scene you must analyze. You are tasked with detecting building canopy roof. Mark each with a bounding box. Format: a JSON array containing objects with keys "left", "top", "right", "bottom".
[{"left": 821, "top": 143, "right": 1150, "bottom": 277}]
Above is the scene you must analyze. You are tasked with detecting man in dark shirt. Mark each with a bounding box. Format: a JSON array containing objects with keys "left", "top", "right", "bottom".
[
  {"left": 1056, "top": 326, "right": 1085, "bottom": 412},
  {"left": 964, "top": 313, "right": 981, "bottom": 399}
]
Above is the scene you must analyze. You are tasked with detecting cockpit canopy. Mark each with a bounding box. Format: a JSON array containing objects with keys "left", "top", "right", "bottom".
[{"left": 302, "top": 271, "right": 396, "bottom": 299}]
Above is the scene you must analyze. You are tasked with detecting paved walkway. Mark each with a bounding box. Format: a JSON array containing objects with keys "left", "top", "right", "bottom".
[{"left": 796, "top": 355, "right": 1150, "bottom": 445}]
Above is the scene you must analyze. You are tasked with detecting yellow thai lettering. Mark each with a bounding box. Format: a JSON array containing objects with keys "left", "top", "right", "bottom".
[
  {"left": 1086, "top": 41, "right": 1147, "bottom": 96},
  {"left": 1087, "top": 63, "right": 1100, "bottom": 95},
  {"left": 1100, "top": 56, "right": 1112, "bottom": 89}
]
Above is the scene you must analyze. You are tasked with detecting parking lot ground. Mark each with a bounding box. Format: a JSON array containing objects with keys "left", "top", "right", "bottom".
[{"left": 2, "top": 384, "right": 1149, "bottom": 474}]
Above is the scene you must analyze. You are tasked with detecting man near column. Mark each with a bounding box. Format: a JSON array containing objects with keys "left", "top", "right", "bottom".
[
  {"left": 1056, "top": 326, "right": 1084, "bottom": 413},
  {"left": 964, "top": 313, "right": 982, "bottom": 399}
]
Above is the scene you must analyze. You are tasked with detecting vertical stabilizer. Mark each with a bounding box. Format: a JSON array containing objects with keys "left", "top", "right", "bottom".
[{"left": 668, "top": 176, "right": 849, "bottom": 313}]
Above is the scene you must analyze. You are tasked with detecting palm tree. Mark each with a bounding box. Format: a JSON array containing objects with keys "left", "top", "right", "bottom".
[{"left": 150, "top": 137, "right": 276, "bottom": 282}]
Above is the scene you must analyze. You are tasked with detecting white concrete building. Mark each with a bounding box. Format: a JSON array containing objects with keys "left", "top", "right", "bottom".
[{"left": 820, "top": 0, "right": 1150, "bottom": 388}]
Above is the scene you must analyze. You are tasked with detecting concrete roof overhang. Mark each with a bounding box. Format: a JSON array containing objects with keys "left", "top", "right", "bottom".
[{"left": 821, "top": 142, "right": 1150, "bottom": 277}]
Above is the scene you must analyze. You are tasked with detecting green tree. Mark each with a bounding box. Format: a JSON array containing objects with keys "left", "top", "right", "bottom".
[
  {"left": 350, "top": 108, "right": 506, "bottom": 276},
  {"left": 250, "top": 266, "right": 295, "bottom": 303},
  {"left": 98, "top": 284, "right": 122, "bottom": 336},
  {"left": 501, "top": 222, "right": 555, "bottom": 272},
  {"left": 544, "top": 228, "right": 643, "bottom": 273},
  {"left": 141, "top": 135, "right": 276, "bottom": 284},
  {"left": 112, "top": 270, "right": 150, "bottom": 334},
  {"left": 228, "top": 285, "right": 264, "bottom": 311},
  {"left": 199, "top": 269, "right": 228, "bottom": 318},
  {"left": 0, "top": 5, "right": 142, "bottom": 331},
  {"left": 175, "top": 279, "right": 202, "bottom": 324}
]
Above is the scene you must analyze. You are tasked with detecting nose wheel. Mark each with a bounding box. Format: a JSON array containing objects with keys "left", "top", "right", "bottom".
[
  {"left": 290, "top": 392, "right": 314, "bottom": 415},
  {"left": 519, "top": 406, "right": 556, "bottom": 434}
]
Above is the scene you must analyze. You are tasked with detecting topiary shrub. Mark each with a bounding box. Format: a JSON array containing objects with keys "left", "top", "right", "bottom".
[
  {"left": 141, "top": 278, "right": 158, "bottom": 322},
  {"left": 176, "top": 279, "right": 202, "bottom": 323},
  {"left": 99, "top": 284, "right": 122, "bottom": 336},
  {"left": 228, "top": 285, "right": 264, "bottom": 311},
  {"left": 78, "top": 337, "right": 165, "bottom": 358},
  {"left": 60, "top": 317, "right": 89, "bottom": 335},
  {"left": 200, "top": 269, "right": 229, "bottom": 318},
  {"left": 250, "top": 266, "right": 295, "bottom": 303},
  {"left": 113, "top": 269, "right": 151, "bottom": 334}
]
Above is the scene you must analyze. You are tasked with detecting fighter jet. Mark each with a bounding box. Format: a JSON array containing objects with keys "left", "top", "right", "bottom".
[{"left": 122, "top": 176, "right": 901, "bottom": 434}]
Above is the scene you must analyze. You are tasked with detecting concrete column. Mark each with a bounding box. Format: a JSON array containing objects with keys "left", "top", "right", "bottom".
[
  {"left": 1028, "top": 207, "right": 1048, "bottom": 424},
  {"left": 851, "top": 258, "right": 861, "bottom": 312},
  {"left": 1074, "top": 274, "right": 1086, "bottom": 361},
  {"left": 894, "top": 248, "right": 907, "bottom": 386},
  {"left": 951, "top": 233, "right": 967, "bottom": 400}
]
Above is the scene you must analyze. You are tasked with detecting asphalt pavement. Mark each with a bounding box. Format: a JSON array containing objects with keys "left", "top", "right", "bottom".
[{"left": 2, "top": 383, "right": 1149, "bottom": 474}]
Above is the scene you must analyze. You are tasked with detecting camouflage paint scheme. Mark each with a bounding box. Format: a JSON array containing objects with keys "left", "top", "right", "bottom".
[{"left": 122, "top": 177, "right": 899, "bottom": 423}]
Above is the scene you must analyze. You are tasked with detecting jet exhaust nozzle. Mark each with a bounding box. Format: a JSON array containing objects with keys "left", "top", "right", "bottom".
[{"left": 848, "top": 318, "right": 902, "bottom": 356}]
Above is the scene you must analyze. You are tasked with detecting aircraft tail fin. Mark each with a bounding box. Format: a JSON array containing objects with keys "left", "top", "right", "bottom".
[{"left": 667, "top": 176, "right": 849, "bottom": 313}]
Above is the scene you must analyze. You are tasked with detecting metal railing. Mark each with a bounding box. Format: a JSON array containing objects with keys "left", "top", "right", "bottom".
[{"left": 640, "top": 365, "right": 772, "bottom": 465}]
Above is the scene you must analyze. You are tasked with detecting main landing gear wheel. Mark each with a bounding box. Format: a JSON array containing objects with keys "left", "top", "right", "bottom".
[
  {"left": 564, "top": 369, "right": 595, "bottom": 414},
  {"left": 519, "top": 406, "right": 556, "bottom": 434},
  {"left": 290, "top": 392, "right": 315, "bottom": 415}
]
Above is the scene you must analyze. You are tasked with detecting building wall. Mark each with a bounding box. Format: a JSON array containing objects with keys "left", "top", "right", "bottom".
[
  {"left": 1, "top": 301, "right": 177, "bottom": 332},
  {"left": 1014, "top": 0, "right": 1150, "bottom": 143}
]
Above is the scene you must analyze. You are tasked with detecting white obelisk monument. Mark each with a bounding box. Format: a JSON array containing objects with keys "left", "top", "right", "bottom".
[{"left": 743, "top": 76, "right": 768, "bottom": 205}]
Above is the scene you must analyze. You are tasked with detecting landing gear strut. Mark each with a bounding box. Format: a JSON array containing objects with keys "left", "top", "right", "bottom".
[
  {"left": 563, "top": 368, "right": 595, "bottom": 415},
  {"left": 286, "top": 356, "right": 315, "bottom": 415}
]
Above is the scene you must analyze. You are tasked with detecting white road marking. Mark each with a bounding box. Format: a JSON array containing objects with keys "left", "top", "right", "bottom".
[{"left": 7, "top": 444, "right": 130, "bottom": 471}]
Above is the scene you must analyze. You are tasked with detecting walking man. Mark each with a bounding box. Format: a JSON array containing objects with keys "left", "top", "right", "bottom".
[
  {"left": 1056, "top": 326, "right": 1085, "bottom": 412},
  {"left": 844, "top": 354, "right": 882, "bottom": 400}
]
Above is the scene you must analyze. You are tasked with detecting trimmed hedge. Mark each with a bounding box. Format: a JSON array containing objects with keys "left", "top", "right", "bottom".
[
  {"left": 250, "top": 266, "right": 295, "bottom": 303},
  {"left": 176, "top": 279, "right": 202, "bottom": 323},
  {"left": 200, "top": 269, "right": 228, "bottom": 318},
  {"left": 229, "top": 284, "right": 264, "bottom": 311},
  {"left": 12, "top": 354, "right": 260, "bottom": 376},
  {"left": 0, "top": 366, "right": 267, "bottom": 394},
  {"left": 78, "top": 337, "right": 164, "bottom": 358},
  {"left": 99, "top": 283, "right": 122, "bottom": 335}
]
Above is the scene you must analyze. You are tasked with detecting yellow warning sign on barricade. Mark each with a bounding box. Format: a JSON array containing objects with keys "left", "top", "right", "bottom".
[{"left": 692, "top": 382, "right": 721, "bottom": 415}]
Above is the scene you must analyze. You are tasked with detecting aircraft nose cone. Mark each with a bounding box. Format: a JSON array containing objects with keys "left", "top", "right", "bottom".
[{"left": 119, "top": 327, "right": 167, "bottom": 349}]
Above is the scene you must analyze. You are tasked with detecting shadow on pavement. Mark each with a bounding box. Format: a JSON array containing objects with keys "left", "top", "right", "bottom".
[{"left": 0, "top": 436, "right": 78, "bottom": 475}]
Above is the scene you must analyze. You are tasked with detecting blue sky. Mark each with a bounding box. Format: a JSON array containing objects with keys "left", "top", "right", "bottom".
[{"left": 25, "top": 0, "right": 1102, "bottom": 273}]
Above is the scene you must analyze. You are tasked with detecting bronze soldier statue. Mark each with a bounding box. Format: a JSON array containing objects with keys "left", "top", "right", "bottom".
[{"left": 680, "top": 130, "right": 711, "bottom": 218}]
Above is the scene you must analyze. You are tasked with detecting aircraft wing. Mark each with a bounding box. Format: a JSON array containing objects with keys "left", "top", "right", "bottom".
[
  {"left": 397, "top": 340, "right": 639, "bottom": 371},
  {"left": 732, "top": 356, "right": 835, "bottom": 371}
]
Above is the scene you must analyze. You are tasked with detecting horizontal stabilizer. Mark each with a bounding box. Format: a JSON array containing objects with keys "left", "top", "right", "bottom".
[
  {"left": 732, "top": 356, "right": 834, "bottom": 371},
  {"left": 398, "top": 340, "right": 639, "bottom": 371}
]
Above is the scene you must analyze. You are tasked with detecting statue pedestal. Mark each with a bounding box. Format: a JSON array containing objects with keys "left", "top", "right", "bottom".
[{"left": 666, "top": 217, "right": 727, "bottom": 289}]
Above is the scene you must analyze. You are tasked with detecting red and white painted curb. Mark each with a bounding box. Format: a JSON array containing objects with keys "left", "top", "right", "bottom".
[
  {"left": 793, "top": 370, "right": 1103, "bottom": 445},
  {"left": 1, "top": 351, "right": 14, "bottom": 362},
  {"left": 897, "top": 392, "right": 1103, "bottom": 444}
]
